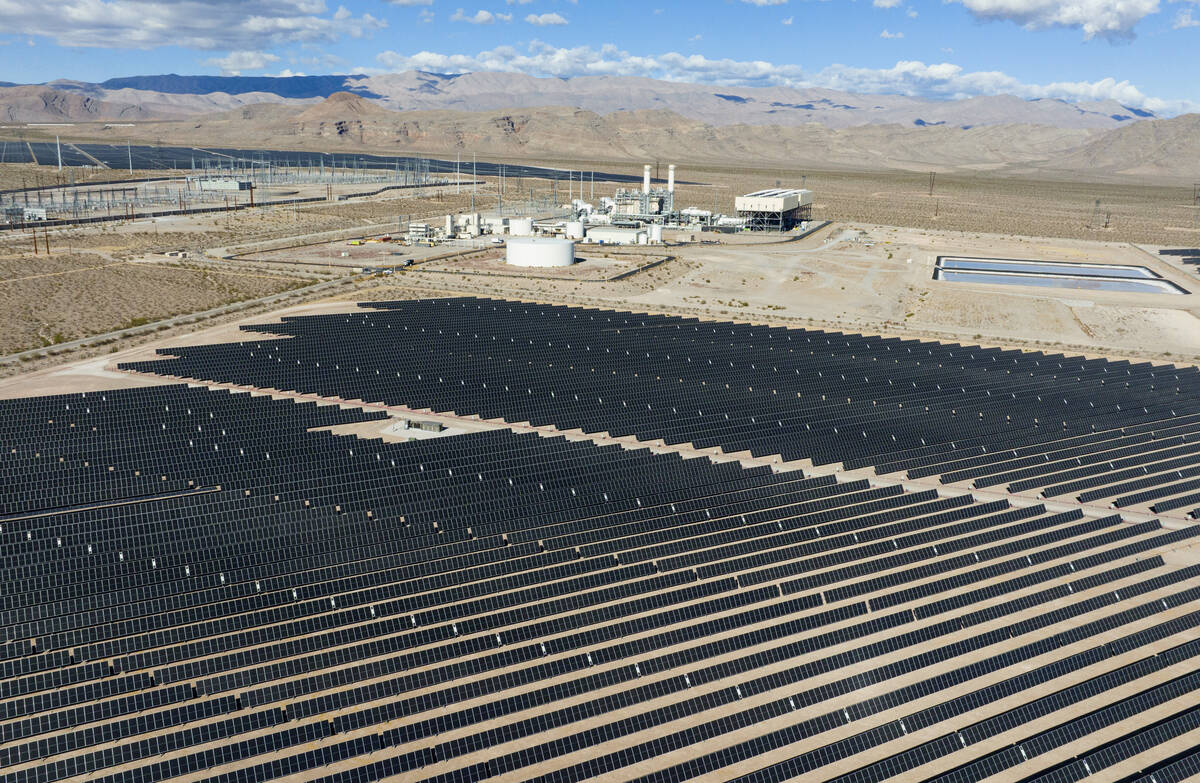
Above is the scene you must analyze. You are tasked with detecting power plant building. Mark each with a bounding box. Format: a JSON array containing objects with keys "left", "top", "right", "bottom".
[
  {"left": 610, "top": 164, "right": 676, "bottom": 222},
  {"left": 734, "top": 188, "right": 813, "bottom": 231}
]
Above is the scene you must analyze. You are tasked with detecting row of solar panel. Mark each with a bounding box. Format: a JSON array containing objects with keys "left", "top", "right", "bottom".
[{"left": 2, "top": 357, "right": 1197, "bottom": 783}]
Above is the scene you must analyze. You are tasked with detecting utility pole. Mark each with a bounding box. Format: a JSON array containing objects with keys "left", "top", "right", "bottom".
[
  {"left": 928, "top": 171, "right": 936, "bottom": 197},
  {"left": 127, "top": 142, "right": 132, "bottom": 175},
  {"left": 55, "top": 136, "right": 62, "bottom": 172},
  {"left": 472, "top": 153, "right": 476, "bottom": 196},
  {"left": 456, "top": 151, "right": 460, "bottom": 195}
]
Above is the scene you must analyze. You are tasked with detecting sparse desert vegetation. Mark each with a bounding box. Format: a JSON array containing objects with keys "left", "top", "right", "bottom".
[{"left": 0, "top": 252, "right": 306, "bottom": 354}]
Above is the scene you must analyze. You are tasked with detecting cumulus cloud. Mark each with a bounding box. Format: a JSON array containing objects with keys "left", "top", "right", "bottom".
[
  {"left": 385, "top": 0, "right": 432, "bottom": 5},
  {"left": 525, "top": 12, "right": 568, "bottom": 25},
  {"left": 377, "top": 42, "right": 809, "bottom": 86},
  {"left": 947, "top": 0, "right": 1160, "bottom": 40},
  {"left": 874, "top": 0, "right": 903, "bottom": 7},
  {"left": 880, "top": 29, "right": 904, "bottom": 37},
  {"left": 451, "top": 8, "right": 512, "bottom": 23},
  {"left": 374, "top": 42, "right": 1198, "bottom": 114},
  {"left": 205, "top": 50, "right": 281, "bottom": 75},
  {"left": 419, "top": 8, "right": 434, "bottom": 22},
  {"left": 1174, "top": 7, "right": 1200, "bottom": 26},
  {"left": 0, "top": 0, "right": 383, "bottom": 50},
  {"left": 741, "top": 0, "right": 788, "bottom": 6}
]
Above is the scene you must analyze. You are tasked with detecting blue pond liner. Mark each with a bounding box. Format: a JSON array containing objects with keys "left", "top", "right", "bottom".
[
  {"left": 935, "top": 269, "right": 1187, "bottom": 294},
  {"left": 940, "top": 258, "right": 1157, "bottom": 279}
]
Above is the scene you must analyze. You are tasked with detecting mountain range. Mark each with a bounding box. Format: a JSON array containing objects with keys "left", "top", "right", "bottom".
[
  {"left": 0, "top": 72, "right": 1196, "bottom": 180},
  {"left": 1, "top": 71, "right": 1158, "bottom": 130}
]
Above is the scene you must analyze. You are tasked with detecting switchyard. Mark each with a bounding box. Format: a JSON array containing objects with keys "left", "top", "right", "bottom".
[{"left": 0, "top": 297, "right": 1197, "bottom": 783}]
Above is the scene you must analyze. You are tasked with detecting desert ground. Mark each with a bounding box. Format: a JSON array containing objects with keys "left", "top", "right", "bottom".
[{"left": 2, "top": 158, "right": 1199, "bottom": 372}]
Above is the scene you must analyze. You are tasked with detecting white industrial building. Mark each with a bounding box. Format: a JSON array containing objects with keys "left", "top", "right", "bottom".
[
  {"left": 585, "top": 226, "right": 648, "bottom": 245},
  {"left": 506, "top": 237, "right": 576, "bottom": 267},
  {"left": 734, "top": 188, "right": 814, "bottom": 231},
  {"left": 189, "top": 178, "right": 253, "bottom": 192}
]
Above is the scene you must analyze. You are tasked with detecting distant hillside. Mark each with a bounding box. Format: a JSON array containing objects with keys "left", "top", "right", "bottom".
[
  {"left": 1045, "top": 113, "right": 1200, "bottom": 178},
  {"left": 0, "top": 86, "right": 149, "bottom": 123},
  {"left": 89, "top": 95, "right": 1094, "bottom": 174}
]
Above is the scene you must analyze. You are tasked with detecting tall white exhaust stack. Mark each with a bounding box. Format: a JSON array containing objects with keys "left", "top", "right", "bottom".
[
  {"left": 668, "top": 164, "right": 676, "bottom": 194},
  {"left": 643, "top": 164, "right": 651, "bottom": 194}
]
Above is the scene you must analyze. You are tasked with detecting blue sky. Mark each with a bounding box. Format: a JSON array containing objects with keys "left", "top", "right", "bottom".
[{"left": 0, "top": 0, "right": 1196, "bottom": 113}]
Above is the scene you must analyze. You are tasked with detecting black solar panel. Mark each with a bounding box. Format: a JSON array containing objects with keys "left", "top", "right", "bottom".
[{"left": 0, "top": 299, "right": 1194, "bottom": 783}]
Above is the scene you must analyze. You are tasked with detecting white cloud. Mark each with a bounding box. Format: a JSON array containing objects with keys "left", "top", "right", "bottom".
[
  {"left": 907, "top": 7, "right": 919, "bottom": 17},
  {"left": 386, "top": 0, "right": 432, "bottom": 5},
  {"left": 741, "top": 0, "right": 788, "bottom": 6},
  {"left": 451, "top": 8, "right": 512, "bottom": 23},
  {"left": 880, "top": 28, "right": 904, "bottom": 37},
  {"left": 781, "top": 15, "right": 794, "bottom": 24},
  {"left": 1174, "top": 7, "right": 1200, "bottom": 26},
  {"left": 506, "top": 0, "right": 535, "bottom": 4},
  {"left": 525, "top": 12, "right": 568, "bottom": 25},
  {"left": 273, "top": 68, "right": 307, "bottom": 77},
  {"left": 947, "top": 0, "right": 1160, "bottom": 40},
  {"left": 689, "top": 33, "right": 703, "bottom": 41},
  {"left": 814, "top": 59, "right": 1197, "bottom": 113},
  {"left": 419, "top": 8, "right": 434, "bottom": 22},
  {"left": 0, "top": 0, "right": 383, "bottom": 50},
  {"left": 205, "top": 50, "right": 281, "bottom": 75},
  {"left": 373, "top": 42, "right": 1199, "bottom": 114},
  {"left": 874, "top": 0, "right": 903, "bottom": 7}
]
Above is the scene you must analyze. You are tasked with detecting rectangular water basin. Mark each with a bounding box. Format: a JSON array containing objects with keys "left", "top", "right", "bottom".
[
  {"left": 935, "top": 269, "right": 1188, "bottom": 294},
  {"left": 939, "top": 257, "right": 1158, "bottom": 279}
]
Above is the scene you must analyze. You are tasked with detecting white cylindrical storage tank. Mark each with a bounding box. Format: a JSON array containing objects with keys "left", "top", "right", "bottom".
[
  {"left": 565, "top": 221, "right": 585, "bottom": 239},
  {"left": 648, "top": 224, "right": 663, "bottom": 243},
  {"left": 506, "top": 237, "right": 576, "bottom": 267},
  {"left": 509, "top": 217, "right": 534, "bottom": 236},
  {"left": 637, "top": 232, "right": 649, "bottom": 245}
]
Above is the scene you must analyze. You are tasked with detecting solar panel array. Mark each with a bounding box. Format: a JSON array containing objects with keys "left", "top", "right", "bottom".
[
  {"left": 121, "top": 297, "right": 1200, "bottom": 517},
  {"left": 1160, "top": 248, "right": 1200, "bottom": 274},
  {"left": 0, "top": 318, "right": 1190, "bottom": 782},
  {"left": 0, "top": 143, "right": 653, "bottom": 185}
]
